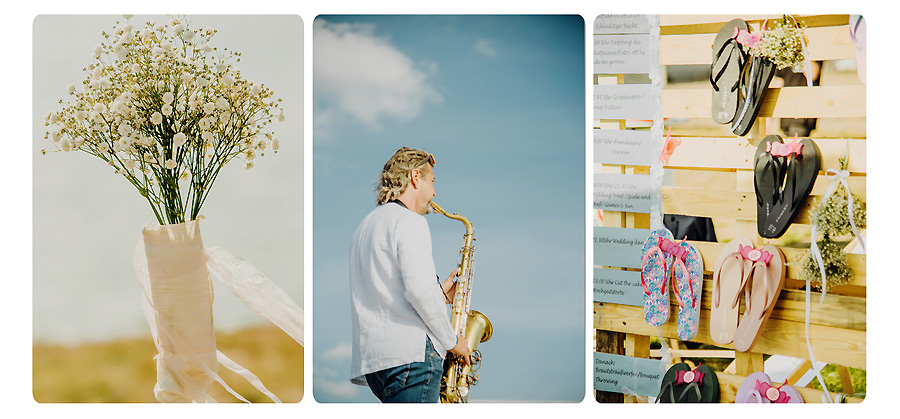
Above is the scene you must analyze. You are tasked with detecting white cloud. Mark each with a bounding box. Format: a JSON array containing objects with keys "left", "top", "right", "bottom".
[
  {"left": 315, "top": 377, "right": 359, "bottom": 399},
  {"left": 313, "top": 19, "right": 442, "bottom": 133},
  {"left": 474, "top": 39, "right": 497, "bottom": 58},
  {"left": 321, "top": 342, "right": 352, "bottom": 362}
]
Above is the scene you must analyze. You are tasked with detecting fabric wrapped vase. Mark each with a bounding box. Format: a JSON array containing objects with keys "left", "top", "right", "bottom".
[{"left": 139, "top": 220, "right": 219, "bottom": 402}]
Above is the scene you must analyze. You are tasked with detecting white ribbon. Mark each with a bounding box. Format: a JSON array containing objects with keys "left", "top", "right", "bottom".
[
  {"left": 803, "top": 168, "right": 865, "bottom": 404},
  {"left": 809, "top": 168, "right": 865, "bottom": 305}
]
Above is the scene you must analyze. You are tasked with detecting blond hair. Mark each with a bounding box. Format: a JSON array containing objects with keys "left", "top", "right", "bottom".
[{"left": 375, "top": 147, "right": 433, "bottom": 205}]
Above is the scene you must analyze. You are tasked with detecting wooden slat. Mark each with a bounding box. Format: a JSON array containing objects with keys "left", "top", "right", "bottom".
[
  {"left": 665, "top": 137, "right": 867, "bottom": 174},
  {"left": 650, "top": 349, "right": 735, "bottom": 358},
  {"left": 660, "top": 15, "right": 850, "bottom": 33},
  {"left": 661, "top": 185, "right": 870, "bottom": 226},
  {"left": 663, "top": 86, "right": 866, "bottom": 119},
  {"left": 669, "top": 171, "right": 867, "bottom": 200},
  {"left": 715, "top": 372, "right": 863, "bottom": 403},
  {"left": 593, "top": 302, "right": 866, "bottom": 369},
  {"left": 689, "top": 241, "right": 866, "bottom": 287},
  {"left": 657, "top": 277, "right": 867, "bottom": 331},
  {"left": 661, "top": 25, "right": 856, "bottom": 65}
]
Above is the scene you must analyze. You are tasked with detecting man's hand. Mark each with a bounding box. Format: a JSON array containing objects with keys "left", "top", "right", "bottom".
[
  {"left": 449, "top": 336, "right": 471, "bottom": 367},
  {"left": 441, "top": 268, "right": 460, "bottom": 303}
]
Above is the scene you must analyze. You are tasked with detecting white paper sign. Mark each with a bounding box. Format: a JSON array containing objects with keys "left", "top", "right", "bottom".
[
  {"left": 593, "top": 84, "right": 655, "bottom": 120},
  {"left": 594, "top": 14, "right": 652, "bottom": 34},
  {"left": 593, "top": 34, "right": 652, "bottom": 74},
  {"left": 593, "top": 173, "right": 653, "bottom": 213},
  {"left": 594, "top": 129, "right": 654, "bottom": 166}
]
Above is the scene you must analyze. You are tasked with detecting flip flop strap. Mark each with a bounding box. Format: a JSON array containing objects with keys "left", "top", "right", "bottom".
[
  {"left": 672, "top": 257, "right": 696, "bottom": 309},
  {"left": 749, "top": 389, "right": 765, "bottom": 403},
  {"left": 755, "top": 151, "right": 782, "bottom": 207},
  {"left": 736, "top": 260, "right": 770, "bottom": 319},
  {"left": 732, "top": 57, "right": 759, "bottom": 132},
  {"left": 640, "top": 246, "right": 667, "bottom": 296},
  {"left": 656, "top": 381, "right": 677, "bottom": 403},
  {"left": 710, "top": 38, "right": 743, "bottom": 92},
  {"left": 677, "top": 382, "right": 703, "bottom": 403},
  {"left": 850, "top": 15, "right": 863, "bottom": 50},
  {"left": 731, "top": 259, "right": 761, "bottom": 310}
]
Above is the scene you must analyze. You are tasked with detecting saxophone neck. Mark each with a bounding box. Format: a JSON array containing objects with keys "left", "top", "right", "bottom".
[{"left": 430, "top": 202, "right": 474, "bottom": 235}]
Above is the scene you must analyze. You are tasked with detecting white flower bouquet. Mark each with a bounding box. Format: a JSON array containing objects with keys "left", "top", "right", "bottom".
[{"left": 44, "top": 16, "right": 284, "bottom": 225}]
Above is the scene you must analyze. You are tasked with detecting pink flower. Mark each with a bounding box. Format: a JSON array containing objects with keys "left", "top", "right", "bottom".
[{"left": 734, "top": 29, "right": 760, "bottom": 48}]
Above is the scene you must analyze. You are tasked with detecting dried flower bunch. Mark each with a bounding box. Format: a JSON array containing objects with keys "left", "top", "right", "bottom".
[
  {"left": 808, "top": 187, "right": 867, "bottom": 237},
  {"left": 43, "top": 16, "right": 284, "bottom": 225},
  {"left": 797, "top": 153, "right": 866, "bottom": 290},
  {"left": 798, "top": 238, "right": 853, "bottom": 289},
  {"left": 735, "top": 15, "right": 808, "bottom": 71}
]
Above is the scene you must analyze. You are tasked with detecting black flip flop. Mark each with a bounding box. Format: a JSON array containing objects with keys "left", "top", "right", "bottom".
[
  {"left": 755, "top": 135, "right": 786, "bottom": 238},
  {"left": 656, "top": 363, "right": 691, "bottom": 403},
  {"left": 676, "top": 364, "right": 720, "bottom": 403},
  {"left": 765, "top": 137, "right": 821, "bottom": 238},
  {"left": 711, "top": 19, "right": 749, "bottom": 124},
  {"left": 731, "top": 55, "right": 776, "bottom": 136}
]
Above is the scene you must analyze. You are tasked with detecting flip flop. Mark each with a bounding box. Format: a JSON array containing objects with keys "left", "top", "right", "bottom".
[
  {"left": 640, "top": 229, "right": 675, "bottom": 326},
  {"left": 709, "top": 238, "right": 753, "bottom": 345},
  {"left": 763, "top": 136, "right": 821, "bottom": 239},
  {"left": 711, "top": 19, "right": 749, "bottom": 124},
  {"left": 657, "top": 363, "right": 719, "bottom": 403},
  {"left": 736, "top": 372, "right": 804, "bottom": 403},
  {"left": 733, "top": 244, "right": 785, "bottom": 352},
  {"left": 656, "top": 363, "right": 691, "bottom": 403},
  {"left": 731, "top": 55, "right": 776, "bottom": 136},
  {"left": 755, "top": 135, "right": 786, "bottom": 238},
  {"left": 850, "top": 15, "right": 866, "bottom": 85},
  {"left": 669, "top": 240, "right": 703, "bottom": 341},
  {"left": 676, "top": 364, "right": 719, "bottom": 403}
]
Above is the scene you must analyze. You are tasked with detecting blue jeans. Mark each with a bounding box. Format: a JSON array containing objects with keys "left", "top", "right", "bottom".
[{"left": 364, "top": 337, "right": 443, "bottom": 403}]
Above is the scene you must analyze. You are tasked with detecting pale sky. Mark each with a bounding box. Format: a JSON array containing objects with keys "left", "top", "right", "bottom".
[{"left": 32, "top": 15, "right": 304, "bottom": 344}]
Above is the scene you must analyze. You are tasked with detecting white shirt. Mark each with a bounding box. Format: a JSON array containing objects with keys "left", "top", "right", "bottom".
[{"left": 349, "top": 202, "right": 457, "bottom": 385}]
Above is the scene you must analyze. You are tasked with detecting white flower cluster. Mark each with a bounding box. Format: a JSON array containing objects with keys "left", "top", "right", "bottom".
[{"left": 44, "top": 16, "right": 285, "bottom": 224}]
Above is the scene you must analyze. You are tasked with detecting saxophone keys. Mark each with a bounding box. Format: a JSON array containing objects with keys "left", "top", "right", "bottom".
[{"left": 467, "top": 370, "right": 480, "bottom": 385}]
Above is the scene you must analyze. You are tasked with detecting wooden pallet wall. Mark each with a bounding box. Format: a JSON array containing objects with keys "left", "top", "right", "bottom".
[{"left": 594, "top": 14, "right": 865, "bottom": 403}]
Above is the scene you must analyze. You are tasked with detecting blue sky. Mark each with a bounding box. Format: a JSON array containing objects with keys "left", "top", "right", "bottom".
[{"left": 312, "top": 15, "right": 586, "bottom": 402}]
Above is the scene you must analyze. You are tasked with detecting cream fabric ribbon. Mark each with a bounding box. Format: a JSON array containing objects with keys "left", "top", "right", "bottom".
[{"left": 135, "top": 233, "right": 303, "bottom": 403}]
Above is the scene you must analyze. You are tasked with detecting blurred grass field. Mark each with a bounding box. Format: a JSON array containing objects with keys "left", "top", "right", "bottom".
[{"left": 33, "top": 325, "right": 303, "bottom": 403}]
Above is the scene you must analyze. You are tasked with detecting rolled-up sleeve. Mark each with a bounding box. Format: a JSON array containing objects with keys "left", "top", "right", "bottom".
[{"left": 396, "top": 215, "right": 457, "bottom": 351}]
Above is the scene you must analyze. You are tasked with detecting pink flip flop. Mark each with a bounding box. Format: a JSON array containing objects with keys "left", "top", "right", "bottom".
[
  {"left": 733, "top": 244, "right": 785, "bottom": 352},
  {"left": 709, "top": 238, "right": 753, "bottom": 345},
  {"left": 735, "top": 372, "right": 804, "bottom": 403},
  {"left": 641, "top": 229, "right": 675, "bottom": 326}
]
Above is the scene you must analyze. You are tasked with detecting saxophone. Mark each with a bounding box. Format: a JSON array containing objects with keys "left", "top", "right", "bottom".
[{"left": 430, "top": 201, "right": 493, "bottom": 403}]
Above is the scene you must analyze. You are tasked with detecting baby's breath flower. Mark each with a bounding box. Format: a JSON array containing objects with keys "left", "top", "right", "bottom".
[
  {"left": 45, "top": 16, "right": 282, "bottom": 225},
  {"left": 173, "top": 132, "right": 187, "bottom": 148}
]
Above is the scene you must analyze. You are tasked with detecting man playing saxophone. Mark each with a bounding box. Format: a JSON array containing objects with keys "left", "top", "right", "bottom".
[{"left": 349, "top": 147, "right": 471, "bottom": 403}]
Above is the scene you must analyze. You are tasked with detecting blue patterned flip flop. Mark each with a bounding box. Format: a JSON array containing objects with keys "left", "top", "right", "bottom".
[{"left": 640, "top": 229, "right": 675, "bottom": 326}]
